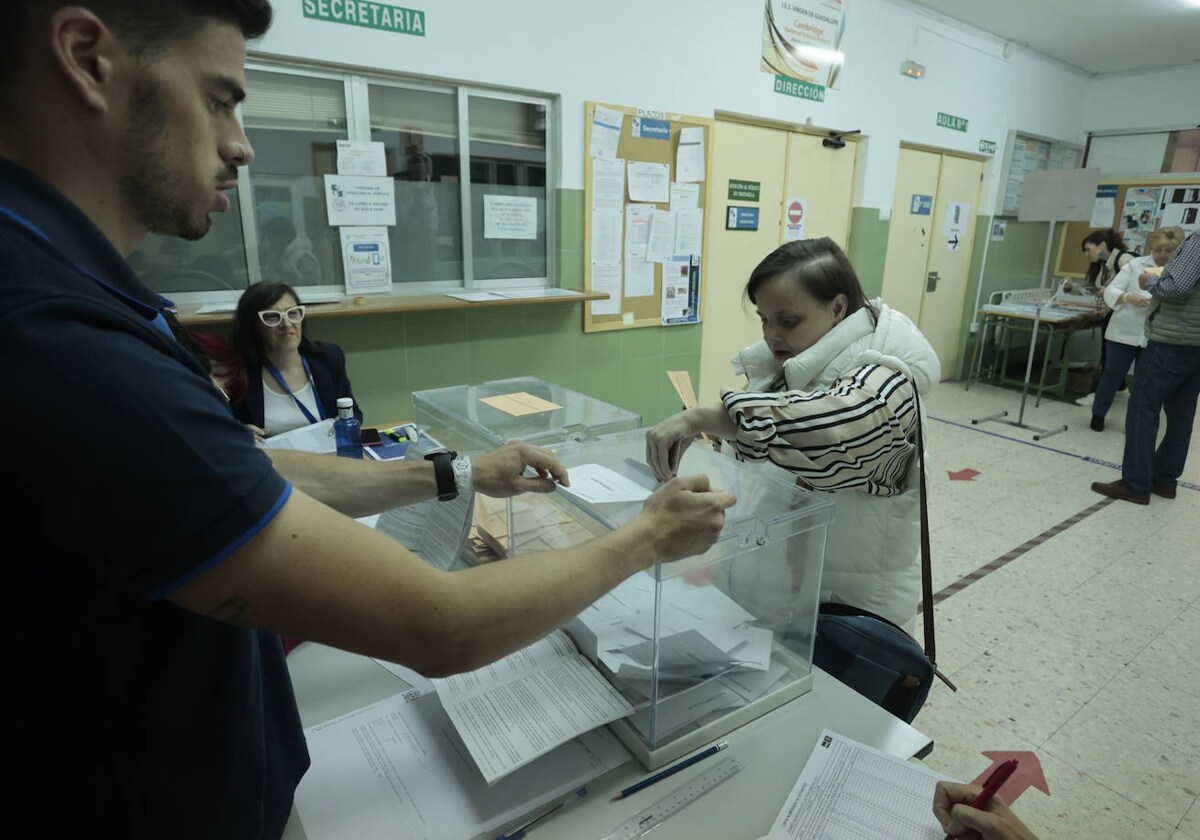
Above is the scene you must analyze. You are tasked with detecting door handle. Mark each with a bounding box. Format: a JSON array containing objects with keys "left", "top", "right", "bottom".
[{"left": 926, "top": 271, "right": 939, "bottom": 292}]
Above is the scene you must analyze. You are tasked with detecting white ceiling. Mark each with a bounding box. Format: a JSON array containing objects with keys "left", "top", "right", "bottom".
[{"left": 903, "top": 0, "right": 1200, "bottom": 75}]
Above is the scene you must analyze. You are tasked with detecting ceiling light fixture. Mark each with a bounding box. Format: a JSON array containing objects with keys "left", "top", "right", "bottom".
[{"left": 901, "top": 60, "right": 925, "bottom": 79}]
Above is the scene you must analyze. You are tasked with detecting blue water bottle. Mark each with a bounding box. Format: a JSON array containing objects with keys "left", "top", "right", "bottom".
[{"left": 334, "top": 397, "right": 362, "bottom": 459}]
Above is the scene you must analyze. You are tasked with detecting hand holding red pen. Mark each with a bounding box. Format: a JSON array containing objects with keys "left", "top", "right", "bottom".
[{"left": 933, "top": 761, "right": 1039, "bottom": 840}]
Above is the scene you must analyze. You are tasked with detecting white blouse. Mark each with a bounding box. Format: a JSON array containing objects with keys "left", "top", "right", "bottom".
[
  {"left": 262, "top": 377, "right": 322, "bottom": 435},
  {"left": 1103, "top": 255, "right": 1155, "bottom": 348}
]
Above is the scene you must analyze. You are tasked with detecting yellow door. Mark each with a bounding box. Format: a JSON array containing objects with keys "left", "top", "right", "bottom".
[
  {"left": 922, "top": 154, "right": 983, "bottom": 376},
  {"left": 880, "top": 147, "right": 940, "bottom": 322},
  {"left": 698, "top": 121, "right": 787, "bottom": 402},
  {"left": 781, "top": 132, "right": 858, "bottom": 247}
]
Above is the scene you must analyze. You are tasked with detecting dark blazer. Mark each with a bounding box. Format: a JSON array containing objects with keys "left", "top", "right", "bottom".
[{"left": 233, "top": 342, "right": 363, "bottom": 429}]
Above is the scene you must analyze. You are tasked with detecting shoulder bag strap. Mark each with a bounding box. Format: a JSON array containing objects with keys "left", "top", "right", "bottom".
[{"left": 914, "top": 387, "right": 958, "bottom": 692}]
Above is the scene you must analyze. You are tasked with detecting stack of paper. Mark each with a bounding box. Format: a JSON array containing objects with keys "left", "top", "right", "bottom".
[
  {"left": 430, "top": 630, "right": 635, "bottom": 784},
  {"left": 295, "top": 688, "right": 629, "bottom": 840}
]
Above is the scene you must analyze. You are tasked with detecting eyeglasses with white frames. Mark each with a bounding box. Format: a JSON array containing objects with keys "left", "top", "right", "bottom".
[{"left": 257, "top": 305, "right": 306, "bottom": 327}]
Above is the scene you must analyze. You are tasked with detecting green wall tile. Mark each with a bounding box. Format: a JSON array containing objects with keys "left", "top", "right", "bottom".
[
  {"left": 620, "top": 358, "right": 670, "bottom": 424},
  {"left": 847, "top": 207, "right": 889, "bottom": 300},
  {"left": 663, "top": 324, "right": 703, "bottom": 355},
  {"left": 575, "top": 360, "right": 623, "bottom": 410},
  {"left": 620, "top": 328, "right": 665, "bottom": 359},
  {"left": 578, "top": 328, "right": 622, "bottom": 361}
]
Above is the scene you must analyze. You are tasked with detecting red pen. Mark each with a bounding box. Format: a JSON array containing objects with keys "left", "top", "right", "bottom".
[{"left": 945, "top": 758, "right": 1019, "bottom": 840}]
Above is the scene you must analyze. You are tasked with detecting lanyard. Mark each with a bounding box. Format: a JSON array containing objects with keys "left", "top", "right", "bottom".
[
  {"left": 265, "top": 356, "right": 325, "bottom": 424},
  {"left": 0, "top": 203, "right": 175, "bottom": 342}
]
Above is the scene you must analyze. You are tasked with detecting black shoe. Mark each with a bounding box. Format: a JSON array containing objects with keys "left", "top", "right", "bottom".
[
  {"left": 1117, "top": 380, "right": 1127, "bottom": 392},
  {"left": 1090, "top": 415, "right": 1104, "bottom": 432},
  {"left": 1152, "top": 483, "right": 1177, "bottom": 499}
]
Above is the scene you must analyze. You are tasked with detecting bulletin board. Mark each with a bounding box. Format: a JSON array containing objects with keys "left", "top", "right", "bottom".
[
  {"left": 1055, "top": 177, "right": 1200, "bottom": 277},
  {"left": 582, "top": 101, "right": 715, "bottom": 333}
]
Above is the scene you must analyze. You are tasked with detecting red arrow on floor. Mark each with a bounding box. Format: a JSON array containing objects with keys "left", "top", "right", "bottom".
[
  {"left": 971, "top": 751, "right": 1051, "bottom": 804},
  {"left": 948, "top": 468, "right": 981, "bottom": 481}
]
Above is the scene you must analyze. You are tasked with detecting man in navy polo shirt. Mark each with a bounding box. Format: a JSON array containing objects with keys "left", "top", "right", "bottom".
[{"left": 0, "top": 3, "right": 735, "bottom": 837}]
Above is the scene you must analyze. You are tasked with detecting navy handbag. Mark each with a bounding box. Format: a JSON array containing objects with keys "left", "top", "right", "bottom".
[{"left": 813, "top": 388, "right": 956, "bottom": 723}]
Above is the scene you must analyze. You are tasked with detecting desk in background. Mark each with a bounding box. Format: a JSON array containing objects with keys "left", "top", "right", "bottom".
[
  {"left": 970, "top": 301, "right": 1104, "bottom": 405},
  {"left": 282, "top": 642, "right": 932, "bottom": 840}
]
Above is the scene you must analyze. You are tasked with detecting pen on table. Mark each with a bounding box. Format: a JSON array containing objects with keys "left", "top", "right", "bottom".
[
  {"left": 495, "top": 787, "right": 587, "bottom": 840},
  {"left": 944, "top": 758, "right": 1019, "bottom": 840},
  {"left": 611, "top": 741, "right": 729, "bottom": 801}
]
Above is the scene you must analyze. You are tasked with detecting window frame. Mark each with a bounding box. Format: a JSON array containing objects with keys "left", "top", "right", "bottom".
[{"left": 164, "top": 58, "right": 557, "bottom": 304}]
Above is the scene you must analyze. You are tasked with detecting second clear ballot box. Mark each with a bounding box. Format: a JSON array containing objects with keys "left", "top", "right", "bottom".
[
  {"left": 411, "top": 376, "right": 642, "bottom": 454},
  {"left": 412, "top": 378, "right": 643, "bottom": 559},
  {"left": 526, "top": 429, "right": 834, "bottom": 769}
]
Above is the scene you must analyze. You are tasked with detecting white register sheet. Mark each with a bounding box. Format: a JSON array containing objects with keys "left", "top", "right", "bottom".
[
  {"left": 764, "top": 729, "right": 949, "bottom": 839},
  {"left": 294, "top": 690, "right": 629, "bottom": 840}
]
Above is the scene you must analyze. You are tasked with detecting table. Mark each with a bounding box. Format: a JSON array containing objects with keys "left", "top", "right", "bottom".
[
  {"left": 282, "top": 642, "right": 933, "bottom": 840},
  {"left": 969, "top": 302, "right": 1103, "bottom": 405}
]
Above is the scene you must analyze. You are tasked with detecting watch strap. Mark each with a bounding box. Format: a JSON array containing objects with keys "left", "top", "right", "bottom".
[{"left": 424, "top": 450, "right": 458, "bottom": 501}]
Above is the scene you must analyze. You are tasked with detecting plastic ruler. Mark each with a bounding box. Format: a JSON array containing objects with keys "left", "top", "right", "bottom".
[{"left": 598, "top": 757, "right": 743, "bottom": 840}]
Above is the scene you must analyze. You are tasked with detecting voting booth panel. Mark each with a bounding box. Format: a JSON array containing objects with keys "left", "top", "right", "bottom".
[{"left": 534, "top": 430, "right": 832, "bottom": 770}]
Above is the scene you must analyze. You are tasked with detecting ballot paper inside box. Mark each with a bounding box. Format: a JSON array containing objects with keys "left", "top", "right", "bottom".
[
  {"left": 412, "top": 377, "right": 642, "bottom": 559},
  {"left": 533, "top": 429, "right": 834, "bottom": 770}
]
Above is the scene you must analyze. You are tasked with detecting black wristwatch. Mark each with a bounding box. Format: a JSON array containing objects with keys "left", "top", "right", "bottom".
[{"left": 424, "top": 450, "right": 458, "bottom": 501}]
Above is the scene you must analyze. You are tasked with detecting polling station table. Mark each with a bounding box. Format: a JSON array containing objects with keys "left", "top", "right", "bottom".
[
  {"left": 281, "top": 641, "right": 934, "bottom": 840},
  {"left": 969, "top": 301, "right": 1104, "bottom": 405}
]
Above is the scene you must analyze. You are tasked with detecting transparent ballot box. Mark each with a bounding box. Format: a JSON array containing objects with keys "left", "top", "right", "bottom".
[
  {"left": 413, "top": 378, "right": 642, "bottom": 560},
  {"left": 411, "top": 376, "right": 641, "bottom": 454},
  {"left": 529, "top": 430, "right": 834, "bottom": 770}
]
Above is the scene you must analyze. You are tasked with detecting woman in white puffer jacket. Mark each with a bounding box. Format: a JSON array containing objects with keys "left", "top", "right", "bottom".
[{"left": 646, "top": 238, "right": 940, "bottom": 631}]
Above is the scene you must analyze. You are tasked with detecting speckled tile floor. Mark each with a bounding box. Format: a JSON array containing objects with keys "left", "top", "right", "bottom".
[{"left": 913, "top": 382, "right": 1200, "bottom": 840}]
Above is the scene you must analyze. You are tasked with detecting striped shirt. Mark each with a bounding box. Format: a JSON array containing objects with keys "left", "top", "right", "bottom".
[{"left": 721, "top": 363, "right": 918, "bottom": 496}]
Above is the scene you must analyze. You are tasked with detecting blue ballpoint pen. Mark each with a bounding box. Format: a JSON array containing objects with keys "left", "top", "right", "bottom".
[
  {"left": 611, "top": 741, "right": 729, "bottom": 801},
  {"left": 495, "top": 787, "right": 587, "bottom": 840}
]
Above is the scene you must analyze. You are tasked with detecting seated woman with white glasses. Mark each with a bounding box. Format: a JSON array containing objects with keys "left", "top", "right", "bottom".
[{"left": 230, "top": 282, "right": 362, "bottom": 440}]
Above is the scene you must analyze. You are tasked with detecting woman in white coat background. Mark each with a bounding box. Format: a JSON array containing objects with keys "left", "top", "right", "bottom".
[
  {"left": 1090, "top": 226, "right": 1185, "bottom": 431},
  {"left": 646, "top": 238, "right": 940, "bottom": 632}
]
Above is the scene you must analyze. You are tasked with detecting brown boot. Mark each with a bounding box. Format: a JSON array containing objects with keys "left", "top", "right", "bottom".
[{"left": 1152, "top": 483, "right": 1177, "bottom": 499}]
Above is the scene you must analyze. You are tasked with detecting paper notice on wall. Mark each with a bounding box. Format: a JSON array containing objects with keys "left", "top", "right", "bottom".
[
  {"left": 674, "top": 208, "right": 703, "bottom": 256},
  {"left": 624, "top": 204, "right": 654, "bottom": 248},
  {"left": 590, "top": 208, "right": 623, "bottom": 265},
  {"left": 1158, "top": 184, "right": 1200, "bottom": 235},
  {"left": 676, "top": 126, "right": 706, "bottom": 183},
  {"left": 324, "top": 175, "right": 397, "bottom": 226},
  {"left": 627, "top": 161, "right": 671, "bottom": 203},
  {"left": 942, "top": 201, "right": 970, "bottom": 237},
  {"left": 590, "top": 263, "right": 621, "bottom": 316},
  {"left": 590, "top": 105, "right": 624, "bottom": 159},
  {"left": 484, "top": 195, "right": 538, "bottom": 240},
  {"left": 661, "top": 256, "right": 698, "bottom": 325},
  {"left": 1091, "top": 196, "right": 1116, "bottom": 228},
  {"left": 645, "top": 209, "right": 676, "bottom": 263},
  {"left": 336, "top": 140, "right": 387, "bottom": 176},
  {"left": 670, "top": 182, "right": 700, "bottom": 211},
  {"left": 340, "top": 227, "right": 392, "bottom": 295},
  {"left": 624, "top": 244, "right": 655, "bottom": 298},
  {"left": 591, "top": 157, "right": 626, "bottom": 210},
  {"left": 784, "top": 197, "right": 807, "bottom": 242}
]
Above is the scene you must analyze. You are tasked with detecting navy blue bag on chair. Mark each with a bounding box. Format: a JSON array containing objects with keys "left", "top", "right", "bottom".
[
  {"left": 814, "top": 603, "right": 935, "bottom": 724},
  {"left": 813, "top": 388, "right": 955, "bottom": 723}
]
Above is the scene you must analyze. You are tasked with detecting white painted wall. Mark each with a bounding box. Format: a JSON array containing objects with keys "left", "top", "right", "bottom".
[
  {"left": 1081, "top": 65, "right": 1200, "bottom": 134},
  {"left": 257, "top": 0, "right": 1105, "bottom": 211}
]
